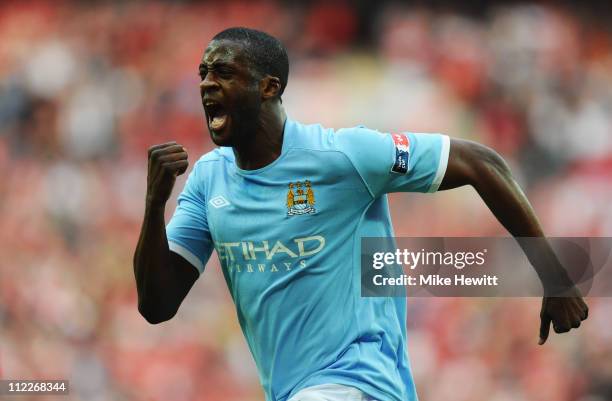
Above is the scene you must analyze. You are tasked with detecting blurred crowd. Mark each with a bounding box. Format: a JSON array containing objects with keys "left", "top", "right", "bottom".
[{"left": 0, "top": 2, "right": 610, "bottom": 401}]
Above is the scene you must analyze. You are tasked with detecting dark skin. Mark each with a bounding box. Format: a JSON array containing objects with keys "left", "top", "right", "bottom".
[
  {"left": 133, "top": 39, "right": 287, "bottom": 323},
  {"left": 198, "top": 39, "right": 286, "bottom": 169},
  {"left": 134, "top": 39, "right": 588, "bottom": 344}
]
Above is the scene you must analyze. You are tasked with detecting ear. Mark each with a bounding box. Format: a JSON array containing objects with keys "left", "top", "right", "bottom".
[{"left": 260, "top": 76, "right": 281, "bottom": 100}]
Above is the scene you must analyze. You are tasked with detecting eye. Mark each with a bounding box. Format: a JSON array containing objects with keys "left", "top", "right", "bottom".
[
  {"left": 216, "top": 67, "right": 233, "bottom": 79},
  {"left": 198, "top": 67, "right": 208, "bottom": 80}
]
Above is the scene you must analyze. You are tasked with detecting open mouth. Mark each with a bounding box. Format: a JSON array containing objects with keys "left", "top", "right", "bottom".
[{"left": 204, "top": 101, "right": 229, "bottom": 132}]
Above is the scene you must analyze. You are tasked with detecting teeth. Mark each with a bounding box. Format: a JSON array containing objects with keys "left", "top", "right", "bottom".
[{"left": 210, "top": 115, "right": 227, "bottom": 130}]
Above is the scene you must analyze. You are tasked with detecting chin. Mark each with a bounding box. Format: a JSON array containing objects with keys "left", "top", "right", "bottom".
[{"left": 209, "top": 129, "right": 234, "bottom": 147}]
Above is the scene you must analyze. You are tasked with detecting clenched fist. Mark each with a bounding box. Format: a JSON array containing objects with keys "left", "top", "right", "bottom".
[
  {"left": 539, "top": 287, "right": 589, "bottom": 345},
  {"left": 146, "top": 142, "right": 189, "bottom": 208}
]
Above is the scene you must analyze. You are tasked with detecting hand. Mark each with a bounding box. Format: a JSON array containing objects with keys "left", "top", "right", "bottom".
[
  {"left": 538, "top": 288, "right": 588, "bottom": 345},
  {"left": 146, "top": 142, "right": 189, "bottom": 208}
]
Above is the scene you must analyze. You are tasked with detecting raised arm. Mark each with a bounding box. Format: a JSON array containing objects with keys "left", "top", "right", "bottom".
[
  {"left": 439, "top": 138, "right": 588, "bottom": 344},
  {"left": 133, "top": 142, "right": 199, "bottom": 324}
]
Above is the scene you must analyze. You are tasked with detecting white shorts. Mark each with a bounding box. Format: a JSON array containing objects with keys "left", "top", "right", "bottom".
[{"left": 287, "top": 384, "right": 378, "bottom": 401}]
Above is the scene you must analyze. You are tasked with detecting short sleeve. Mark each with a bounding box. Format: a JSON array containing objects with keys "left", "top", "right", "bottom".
[
  {"left": 334, "top": 127, "right": 450, "bottom": 197},
  {"left": 166, "top": 162, "right": 214, "bottom": 274}
]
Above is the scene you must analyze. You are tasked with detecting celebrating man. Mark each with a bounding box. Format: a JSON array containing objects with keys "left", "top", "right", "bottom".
[{"left": 133, "top": 27, "right": 587, "bottom": 401}]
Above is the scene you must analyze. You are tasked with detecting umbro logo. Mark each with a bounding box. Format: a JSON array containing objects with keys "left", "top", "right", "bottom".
[{"left": 209, "top": 195, "right": 230, "bottom": 208}]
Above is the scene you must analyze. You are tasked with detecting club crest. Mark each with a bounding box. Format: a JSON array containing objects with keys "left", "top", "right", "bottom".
[{"left": 287, "top": 180, "right": 316, "bottom": 216}]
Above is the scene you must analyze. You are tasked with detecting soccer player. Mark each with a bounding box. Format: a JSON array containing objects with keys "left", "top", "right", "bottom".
[{"left": 133, "top": 28, "right": 588, "bottom": 401}]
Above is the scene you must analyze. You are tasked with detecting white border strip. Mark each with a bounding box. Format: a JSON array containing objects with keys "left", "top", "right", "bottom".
[
  {"left": 288, "top": 384, "right": 367, "bottom": 401},
  {"left": 428, "top": 134, "right": 450, "bottom": 193},
  {"left": 168, "top": 241, "right": 204, "bottom": 274}
]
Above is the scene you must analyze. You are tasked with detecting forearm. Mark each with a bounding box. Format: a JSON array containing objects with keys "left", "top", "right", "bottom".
[
  {"left": 135, "top": 142, "right": 196, "bottom": 323},
  {"left": 469, "top": 151, "right": 574, "bottom": 293},
  {"left": 471, "top": 160, "right": 542, "bottom": 237},
  {"left": 133, "top": 201, "right": 175, "bottom": 319},
  {"left": 441, "top": 140, "right": 574, "bottom": 294}
]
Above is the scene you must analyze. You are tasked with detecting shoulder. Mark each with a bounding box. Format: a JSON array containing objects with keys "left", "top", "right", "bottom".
[
  {"left": 287, "top": 119, "right": 387, "bottom": 153},
  {"left": 184, "top": 148, "right": 233, "bottom": 191},
  {"left": 285, "top": 118, "right": 335, "bottom": 151},
  {"left": 331, "top": 125, "right": 394, "bottom": 163},
  {"left": 333, "top": 125, "right": 389, "bottom": 144},
  {"left": 197, "top": 147, "right": 233, "bottom": 164},
  {"left": 191, "top": 147, "right": 234, "bottom": 173}
]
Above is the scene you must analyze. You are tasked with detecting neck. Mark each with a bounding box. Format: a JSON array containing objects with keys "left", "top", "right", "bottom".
[{"left": 233, "top": 102, "right": 287, "bottom": 170}]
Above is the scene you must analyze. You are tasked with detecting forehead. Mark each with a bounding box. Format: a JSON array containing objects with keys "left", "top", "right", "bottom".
[{"left": 201, "top": 39, "right": 249, "bottom": 66}]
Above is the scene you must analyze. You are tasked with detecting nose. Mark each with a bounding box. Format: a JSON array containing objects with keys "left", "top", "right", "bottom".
[{"left": 199, "top": 73, "right": 220, "bottom": 94}]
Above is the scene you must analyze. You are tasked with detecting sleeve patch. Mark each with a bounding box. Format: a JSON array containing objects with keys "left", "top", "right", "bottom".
[{"left": 391, "top": 133, "right": 410, "bottom": 174}]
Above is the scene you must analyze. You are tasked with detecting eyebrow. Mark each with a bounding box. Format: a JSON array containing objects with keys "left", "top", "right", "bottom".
[{"left": 198, "top": 61, "right": 233, "bottom": 70}]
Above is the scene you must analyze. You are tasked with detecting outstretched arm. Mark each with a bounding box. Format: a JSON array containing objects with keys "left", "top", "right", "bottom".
[
  {"left": 133, "top": 142, "right": 199, "bottom": 324},
  {"left": 439, "top": 138, "right": 588, "bottom": 344}
]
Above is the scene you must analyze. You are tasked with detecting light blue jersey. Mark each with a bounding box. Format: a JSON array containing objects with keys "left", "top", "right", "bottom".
[{"left": 166, "top": 118, "right": 450, "bottom": 401}]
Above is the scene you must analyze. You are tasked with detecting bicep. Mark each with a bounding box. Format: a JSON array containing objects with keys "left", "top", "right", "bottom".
[
  {"left": 438, "top": 139, "right": 543, "bottom": 237},
  {"left": 439, "top": 138, "right": 507, "bottom": 191}
]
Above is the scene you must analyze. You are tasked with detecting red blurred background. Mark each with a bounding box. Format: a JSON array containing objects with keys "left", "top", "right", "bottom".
[{"left": 0, "top": 1, "right": 610, "bottom": 400}]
